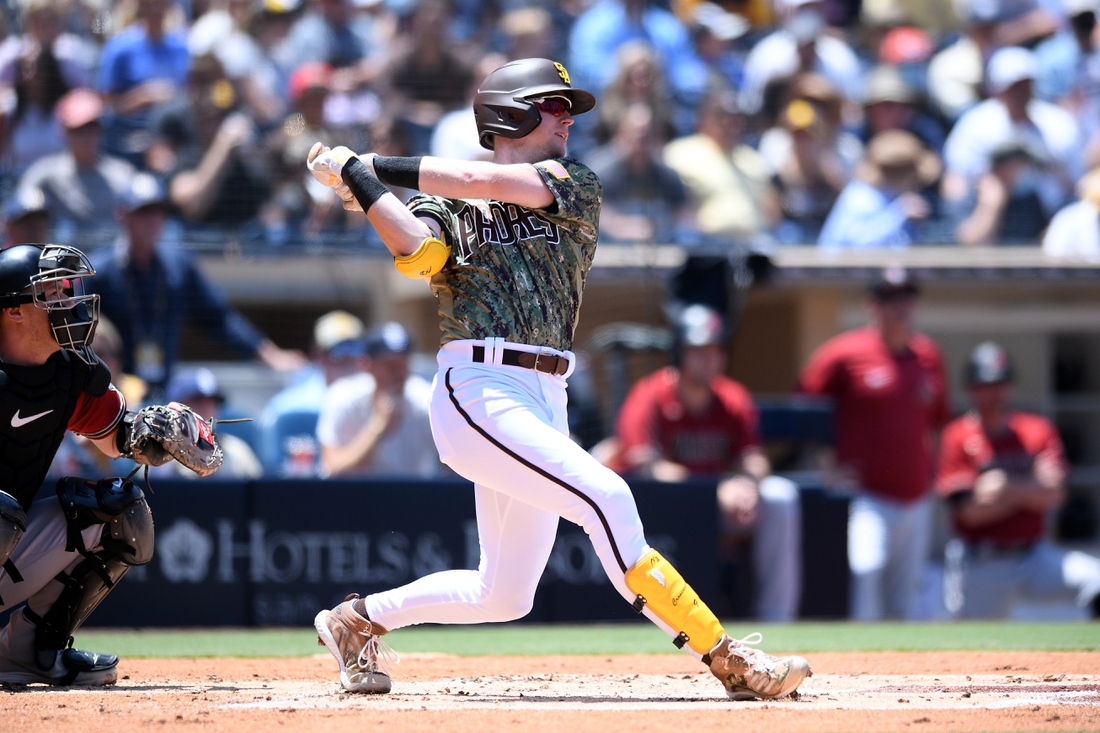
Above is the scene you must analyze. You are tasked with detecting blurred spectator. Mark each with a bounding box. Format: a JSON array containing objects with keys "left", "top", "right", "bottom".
[
  {"left": 798, "top": 268, "right": 950, "bottom": 620},
  {"left": 429, "top": 52, "right": 503, "bottom": 161},
  {"left": 146, "top": 54, "right": 273, "bottom": 235},
  {"left": 761, "top": 75, "right": 858, "bottom": 243},
  {"left": 189, "top": 0, "right": 291, "bottom": 125},
  {"left": 91, "top": 173, "right": 304, "bottom": 397},
  {"left": 689, "top": 2, "right": 750, "bottom": 94},
  {"left": 860, "top": 64, "right": 947, "bottom": 154},
  {"left": 18, "top": 88, "right": 137, "bottom": 247},
  {"left": 316, "top": 321, "right": 439, "bottom": 478},
  {"left": 738, "top": 0, "right": 864, "bottom": 120},
  {"left": 662, "top": 89, "right": 777, "bottom": 241},
  {"left": 1034, "top": 0, "right": 1100, "bottom": 170},
  {"left": 595, "top": 42, "right": 677, "bottom": 145},
  {"left": 257, "top": 309, "right": 368, "bottom": 475},
  {"left": 937, "top": 341, "right": 1100, "bottom": 619},
  {"left": 567, "top": 0, "right": 707, "bottom": 126},
  {"left": 611, "top": 304, "right": 801, "bottom": 621},
  {"left": 384, "top": 0, "right": 474, "bottom": 155},
  {"left": 497, "top": 5, "right": 558, "bottom": 62},
  {"left": 270, "top": 61, "right": 348, "bottom": 238},
  {"left": 273, "top": 0, "right": 388, "bottom": 94},
  {"left": 2, "top": 185, "right": 51, "bottom": 246},
  {"left": 859, "top": 0, "right": 960, "bottom": 37},
  {"left": 818, "top": 130, "right": 941, "bottom": 249},
  {"left": 0, "top": 0, "right": 94, "bottom": 90},
  {"left": 154, "top": 366, "right": 264, "bottom": 480},
  {"left": 0, "top": 34, "right": 72, "bottom": 179},
  {"left": 587, "top": 102, "right": 692, "bottom": 244},
  {"left": 1042, "top": 165, "right": 1100, "bottom": 260},
  {"left": 926, "top": 0, "right": 1001, "bottom": 121},
  {"left": 876, "top": 25, "right": 936, "bottom": 96},
  {"left": 952, "top": 136, "right": 1051, "bottom": 245},
  {"left": 97, "top": 0, "right": 191, "bottom": 167},
  {"left": 942, "top": 46, "right": 1082, "bottom": 222}
]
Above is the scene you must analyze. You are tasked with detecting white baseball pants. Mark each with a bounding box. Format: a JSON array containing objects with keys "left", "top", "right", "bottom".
[
  {"left": 363, "top": 341, "right": 691, "bottom": 652},
  {"left": 848, "top": 492, "right": 932, "bottom": 620}
]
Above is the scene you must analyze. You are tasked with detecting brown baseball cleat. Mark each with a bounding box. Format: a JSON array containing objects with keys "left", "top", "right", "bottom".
[
  {"left": 314, "top": 593, "right": 397, "bottom": 694},
  {"left": 708, "top": 633, "right": 811, "bottom": 700}
]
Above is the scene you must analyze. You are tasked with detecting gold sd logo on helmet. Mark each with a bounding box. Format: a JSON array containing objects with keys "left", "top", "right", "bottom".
[{"left": 554, "top": 62, "right": 571, "bottom": 85}]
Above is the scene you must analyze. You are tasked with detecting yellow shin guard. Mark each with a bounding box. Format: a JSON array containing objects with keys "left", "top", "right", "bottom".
[{"left": 624, "top": 549, "right": 725, "bottom": 656}]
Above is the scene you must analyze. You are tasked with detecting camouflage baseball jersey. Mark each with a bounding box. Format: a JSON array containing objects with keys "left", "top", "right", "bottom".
[{"left": 408, "top": 157, "right": 602, "bottom": 352}]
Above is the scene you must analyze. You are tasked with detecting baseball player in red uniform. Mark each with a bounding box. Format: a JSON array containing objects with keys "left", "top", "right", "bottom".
[
  {"left": 798, "top": 267, "right": 950, "bottom": 619},
  {"left": 304, "top": 58, "right": 811, "bottom": 699},
  {"left": 937, "top": 342, "right": 1100, "bottom": 618},
  {"left": 613, "top": 304, "right": 801, "bottom": 620}
]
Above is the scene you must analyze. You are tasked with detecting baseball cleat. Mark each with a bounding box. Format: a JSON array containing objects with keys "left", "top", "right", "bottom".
[
  {"left": 0, "top": 647, "right": 118, "bottom": 686},
  {"left": 314, "top": 593, "right": 397, "bottom": 694},
  {"left": 708, "top": 633, "right": 811, "bottom": 700}
]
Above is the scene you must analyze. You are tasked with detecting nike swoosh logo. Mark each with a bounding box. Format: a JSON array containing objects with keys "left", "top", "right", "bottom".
[{"left": 11, "top": 409, "right": 53, "bottom": 428}]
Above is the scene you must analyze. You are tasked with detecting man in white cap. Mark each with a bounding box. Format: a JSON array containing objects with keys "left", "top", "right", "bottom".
[
  {"left": 316, "top": 322, "right": 439, "bottom": 478},
  {"left": 942, "top": 46, "right": 1082, "bottom": 222}
]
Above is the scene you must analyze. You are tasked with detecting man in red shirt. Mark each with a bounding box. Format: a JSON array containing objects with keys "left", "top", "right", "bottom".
[
  {"left": 798, "top": 267, "right": 950, "bottom": 619},
  {"left": 937, "top": 342, "right": 1100, "bottom": 618},
  {"left": 614, "top": 304, "right": 802, "bottom": 621}
]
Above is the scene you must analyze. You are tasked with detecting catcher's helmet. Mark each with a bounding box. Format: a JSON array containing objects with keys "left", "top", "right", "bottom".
[
  {"left": 966, "top": 341, "right": 1013, "bottom": 386},
  {"left": 0, "top": 243, "right": 100, "bottom": 364},
  {"left": 473, "top": 58, "right": 596, "bottom": 150}
]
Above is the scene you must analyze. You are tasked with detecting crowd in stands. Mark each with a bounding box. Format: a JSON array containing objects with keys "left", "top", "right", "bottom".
[{"left": 0, "top": 0, "right": 1097, "bottom": 253}]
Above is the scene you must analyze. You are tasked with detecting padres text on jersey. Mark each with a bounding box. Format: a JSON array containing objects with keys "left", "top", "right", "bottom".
[{"left": 408, "top": 157, "right": 602, "bottom": 352}]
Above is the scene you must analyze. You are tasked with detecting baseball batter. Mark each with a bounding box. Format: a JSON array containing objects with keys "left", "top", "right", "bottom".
[{"left": 306, "top": 58, "right": 811, "bottom": 700}]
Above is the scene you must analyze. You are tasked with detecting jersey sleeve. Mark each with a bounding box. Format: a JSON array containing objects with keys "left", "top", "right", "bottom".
[
  {"left": 408, "top": 194, "right": 461, "bottom": 248},
  {"left": 934, "top": 420, "right": 978, "bottom": 496},
  {"left": 531, "top": 158, "right": 602, "bottom": 235},
  {"left": 69, "top": 384, "right": 126, "bottom": 439}
]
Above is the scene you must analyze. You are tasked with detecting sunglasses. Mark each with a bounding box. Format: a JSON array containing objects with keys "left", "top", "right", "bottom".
[{"left": 530, "top": 96, "right": 572, "bottom": 117}]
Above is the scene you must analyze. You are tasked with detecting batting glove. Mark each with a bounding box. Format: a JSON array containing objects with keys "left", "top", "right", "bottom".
[{"left": 307, "top": 142, "right": 356, "bottom": 188}]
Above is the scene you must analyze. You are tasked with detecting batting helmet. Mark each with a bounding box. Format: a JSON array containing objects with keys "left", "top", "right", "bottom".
[
  {"left": 966, "top": 341, "right": 1013, "bottom": 386},
  {"left": 473, "top": 58, "right": 596, "bottom": 150},
  {"left": 668, "top": 303, "right": 727, "bottom": 366},
  {"left": 0, "top": 244, "right": 100, "bottom": 364}
]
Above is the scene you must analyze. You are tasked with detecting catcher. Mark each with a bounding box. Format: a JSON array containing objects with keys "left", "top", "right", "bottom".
[{"left": 0, "top": 243, "right": 223, "bottom": 686}]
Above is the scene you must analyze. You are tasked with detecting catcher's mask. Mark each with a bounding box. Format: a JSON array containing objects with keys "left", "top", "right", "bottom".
[
  {"left": 0, "top": 243, "right": 100, "bottom": 364},
  {"left": 473, "top": 58, "right": 596, "bottom": 150}
]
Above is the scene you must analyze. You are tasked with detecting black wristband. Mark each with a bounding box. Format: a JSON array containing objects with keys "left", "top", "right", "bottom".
[
  {"left": 344, "top": 156, "right": 392, "bottom": 213},
  {"left": 372, "top": 155, "right": 423, "bottom": 190}
]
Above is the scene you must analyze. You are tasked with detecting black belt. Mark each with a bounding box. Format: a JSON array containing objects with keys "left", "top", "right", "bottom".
[{"left": 471, "top": 345, "right": 570, "bottom": 376}]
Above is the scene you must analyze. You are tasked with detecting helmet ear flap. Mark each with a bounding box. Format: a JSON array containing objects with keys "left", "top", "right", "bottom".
[{"left": 476, "top": 101, "right": 542, "bottom": 150}]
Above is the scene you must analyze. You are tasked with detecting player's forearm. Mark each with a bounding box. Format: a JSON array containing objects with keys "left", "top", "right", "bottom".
[
  {"left": 416, "top": 158, "right": 554, "bottom": 209},
  {"left": 343, "top": 157, "right": 432, "bottom": 257}
]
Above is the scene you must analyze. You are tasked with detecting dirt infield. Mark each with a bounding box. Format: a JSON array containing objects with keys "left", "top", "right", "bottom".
[{"left": 4, "top": 652, "right": 1098, "bottom": 732}]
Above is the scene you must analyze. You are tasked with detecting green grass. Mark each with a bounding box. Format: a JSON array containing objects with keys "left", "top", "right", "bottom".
[{"left": 75, "top": 621, "right": 1100, "bottom": 658}]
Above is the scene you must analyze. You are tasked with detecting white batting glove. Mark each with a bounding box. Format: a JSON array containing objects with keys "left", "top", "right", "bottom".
[{"left": 307, "top": 142, "right": 356, "bottom": 188}]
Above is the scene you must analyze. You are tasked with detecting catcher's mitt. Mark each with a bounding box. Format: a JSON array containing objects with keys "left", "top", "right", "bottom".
[{"left": 122, "top": 403, "right": 224, "bottom": 477}]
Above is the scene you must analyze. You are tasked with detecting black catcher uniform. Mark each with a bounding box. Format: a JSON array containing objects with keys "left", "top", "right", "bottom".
[{"left": 0, "top": 244, "right": 152, "bottom": 686}]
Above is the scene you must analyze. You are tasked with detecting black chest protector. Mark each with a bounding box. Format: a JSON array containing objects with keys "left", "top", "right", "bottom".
[{"left": 0, "top": 350, "right": 111, "bottom": 511}]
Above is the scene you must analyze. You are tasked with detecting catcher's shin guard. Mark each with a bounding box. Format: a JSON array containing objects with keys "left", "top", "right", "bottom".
[
  {"left": 0, "top": 490, "right": 27, "bottom": 605},
  {"left": 28, "top": 551, "right": 130, "bottom": 666},
  {"left": 624, "top": 549, "right": 725, "bottom": 656},
  {"left": 30, "top": 476, "right": 155, "bottom": 666}
]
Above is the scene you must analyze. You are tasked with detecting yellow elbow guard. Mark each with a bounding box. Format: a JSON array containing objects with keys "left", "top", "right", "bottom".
[
  {"left": 394, "top": 234, "right": 451, "bottom": 278},
  {"left": 625, "top": 549, "right": 725, "bottom": 656}
]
